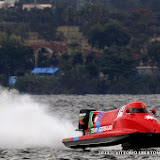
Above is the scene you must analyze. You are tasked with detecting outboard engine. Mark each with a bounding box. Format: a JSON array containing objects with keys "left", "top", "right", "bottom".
[{"left": 79, "top": 109, "right": 96, "bottom": 131}]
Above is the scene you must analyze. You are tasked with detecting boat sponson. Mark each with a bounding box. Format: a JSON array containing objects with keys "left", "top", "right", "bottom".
[{"left": 63, "top": 129, "right": 138, "bottom": 148}]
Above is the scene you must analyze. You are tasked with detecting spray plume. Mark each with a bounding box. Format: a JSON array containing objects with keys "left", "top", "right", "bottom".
[{"left": 0, "top": 87, "right": 77, "bottom": 149}]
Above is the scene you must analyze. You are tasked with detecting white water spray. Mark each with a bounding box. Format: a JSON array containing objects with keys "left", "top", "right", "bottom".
[{"left": 0, "top": 87, "right": 77, "bottom": 149}]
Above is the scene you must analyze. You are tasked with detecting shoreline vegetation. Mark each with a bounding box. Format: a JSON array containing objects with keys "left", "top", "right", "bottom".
[
  {"left": 12, "top": 75, "right": 160, "bottom": 95},
  {"left": 1, "top": 1, "right": 160, "bottom": 94}
]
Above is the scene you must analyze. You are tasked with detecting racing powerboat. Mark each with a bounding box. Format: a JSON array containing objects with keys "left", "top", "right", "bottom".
[{"left": 62, "top": 102, "right": 160, "bottom": 150}]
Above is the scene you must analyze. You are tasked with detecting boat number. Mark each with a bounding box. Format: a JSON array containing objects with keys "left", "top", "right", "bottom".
[{"left": 117, "top": 105, "right": 126, "bottom": 118}]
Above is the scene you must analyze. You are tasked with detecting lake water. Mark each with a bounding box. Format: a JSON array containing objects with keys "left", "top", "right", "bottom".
[{"left": 0, "top": 87, "right": 160, "bottom": 159}]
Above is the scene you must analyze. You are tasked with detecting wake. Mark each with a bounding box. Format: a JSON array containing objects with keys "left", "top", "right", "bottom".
[{"left": 0, "top": 87, "right": 77, "bottom": 149}]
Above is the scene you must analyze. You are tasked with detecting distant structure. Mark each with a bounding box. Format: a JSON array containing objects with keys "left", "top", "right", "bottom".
[
  {"left": 0, "top": 0, "right": 52, "bottom": 9},
  {"left": 31, "top": 68, "right": 59, "bottom": 75},
  {"left": 136, "top": 66, "right": 160, "bottom": 77},
  {"left": 22, "top": 0, "right": 52, "bottom": 10},
  {"left": 23, "top": 4, "right": 52, "bottom": 10},
  {"left": 4, "top": 0, "right": 16, "bottom": 5},
  {"left": 0, "top": 0, "right": 4, "bottom": 8},
  {"left": 0, "top": 0, "right": 17, "bottom": 8}
]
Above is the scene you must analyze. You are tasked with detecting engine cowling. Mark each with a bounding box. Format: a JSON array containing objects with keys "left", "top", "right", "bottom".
[{"left": 79, "top": 109, "right": 96, "bottom": 130}]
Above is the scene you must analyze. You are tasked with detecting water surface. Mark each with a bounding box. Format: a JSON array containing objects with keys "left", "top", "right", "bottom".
[{"left": 1, "top": 88, "right": 160, "bottom": 159}]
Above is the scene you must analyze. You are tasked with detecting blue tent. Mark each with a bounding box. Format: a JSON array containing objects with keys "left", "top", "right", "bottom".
[{"left": 31, "top": 68, "right": 59, "bottom": 75}]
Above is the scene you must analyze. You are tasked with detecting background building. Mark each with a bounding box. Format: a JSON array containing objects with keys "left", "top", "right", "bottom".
[
  {"left": 0, "top": 0, "right": 4, "bottom": 8},
  {"left": 4, "top": 0, "right": 16, "bottom": 5}
]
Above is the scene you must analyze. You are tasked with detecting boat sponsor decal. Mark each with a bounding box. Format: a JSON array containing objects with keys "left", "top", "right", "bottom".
[
  {"left": 79, "top": 113, "right": 86, "bottom": 117},
  {"left": 85, "top": 130, "right": 90, "bottom": 135},
  {"left": 94, "top": 115, "right": 98, "bottom": 123},
  {"left": 98, "top": 113, "right": 104, "bottom": 118},
  {"left": 95, "top": 116, "right": 102, "bottom": 123},
  {"left": 63, "top": 138, "right": 72, "bottom": 142},
  {"left": 117, "top": 105, "right": 126, "bottom": 118},
  {"left": 91, "top": 125, "right": 113, "bottom": 134},
  {"left": 144, "top": 115, "right": 155, "bottom": 120},
  {"left": 73, "top": 137, "right": 79, "bottom": 141},
  {"left": 95, "top": 112, "right": 105, "bottom": 134},
  {"left": 96, "top": 120, "right": 101, "bottom": 134},
  {"left": 79, "top": 113, "right": 86, "bottom": 125},
  {"left": 89, "top": 111, "right": 105, "bottom": 134},
  {"left": 79, "top": 120, "right": 85, "bottom": 125},
  {"left": 141, "top": 104, "right": 145, "bottom": 108},
  {"left": 100, "top": 112, "right": 105, "bottom": 116},
  {"left": 89, "top": 111, "right": 95, "bottom": 131}
]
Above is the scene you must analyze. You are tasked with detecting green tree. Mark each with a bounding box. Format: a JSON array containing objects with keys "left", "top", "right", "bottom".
[
  {"left": 50, "top": 53, "right": 59, "bottom": 66},
  {"left": 88, "top": 20, "right": 130, "bottom": 49},
  {"left": 86, "top": 62, "right": 99, "bottom": 77},
  {"left": 1, "top": 23, "right": 30, "bottom": 40},
  {"left": 64, "top": 5, "right": 76, "bottom": 25},
  {"left": 72, "top": 51, "right": 83, "bottom": 66},
  {"left": 15, "top": 1, "right": 23, "bottom": 12},
  {"left": 112, "top": 0, "right": 139, "bottom": 11},
  {"left": 85, "top": 53, "right": 95, "bottom": 64},
  {"left": 101, "top": 46, "right": 136, "bottom": 80},
  {"left": 0, "top": 32, "right": 34, "bottom": 77},
  {"left": 147, "top": 41, "right": 160, "bottom": 67},
  {"left": 128, "top": 8, "right": 157, "bottom": 37},
  {"left": 35, "top": 24, "right": 58, "bottom": 42},
  {"left": 130, "top": 33, "right": 150, "bottom": 63},
  {"left": 37, "top": 52, "right": 51, "bottom": 67}
]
